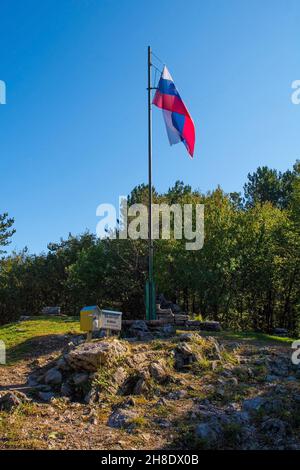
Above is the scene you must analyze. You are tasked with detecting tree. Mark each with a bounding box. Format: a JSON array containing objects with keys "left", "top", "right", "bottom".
[
  {"left": 0, "top": 162, "right": 299, "bottom": 334},
  {"left": 0, "top": 213, "right": 15, "bottom": 254},
  {"left": 243, "top": 162, "right": 299, "bottom": 209},
  {"left": 243, "top": 167, "right": 282, "bottom": 208}
]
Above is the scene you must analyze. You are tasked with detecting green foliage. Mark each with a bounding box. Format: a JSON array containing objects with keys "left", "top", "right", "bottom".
[
  {"left": 93, "top": 368, "right": 113, "bottom": 393},
  {"left": 193, "top": 357, "right": 211, "bottom": 373},
  {"left": 193, "top": 313, "right": 203, "bottom": 321},
  {"left": 128, "top": 416, "right": 148, "bottom": 428},
  {"left": 0, "top": 162, "right": 299, "bottom": 335},
  {"left": 0, "top": 212, "right": 15, "bottom": 254},
  {"left": 243, "top": 161, "right": 299, "bottom": 208}
]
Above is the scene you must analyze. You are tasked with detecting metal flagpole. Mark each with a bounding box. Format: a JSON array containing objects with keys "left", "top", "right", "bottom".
[{"left": 147, "top": 45, "right": 154, "bottom": 320}]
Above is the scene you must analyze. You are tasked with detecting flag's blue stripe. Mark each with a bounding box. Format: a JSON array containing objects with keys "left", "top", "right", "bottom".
[
  {"left": 158, "top": 78, "right": 180, "bottom": 97},
  {"left": 171, "top": 111, "right": 185, "bottom": 135}
]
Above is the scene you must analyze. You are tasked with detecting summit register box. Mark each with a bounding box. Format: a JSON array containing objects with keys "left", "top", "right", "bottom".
[
  {"left": 99, "top": 310, "right": 122, "bottom": 332},
  {"left": 80, "top": 305, "right": 101, "bottom": 332}
]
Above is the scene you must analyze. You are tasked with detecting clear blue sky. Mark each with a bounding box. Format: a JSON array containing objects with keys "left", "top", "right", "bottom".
[{"left": 1, "top": 0, "right": 299, "bottom": 254}]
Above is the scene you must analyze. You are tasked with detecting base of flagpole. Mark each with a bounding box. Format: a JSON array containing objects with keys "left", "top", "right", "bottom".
[{"left": 145, "top": 279, "right": 156, "bottom": 321}]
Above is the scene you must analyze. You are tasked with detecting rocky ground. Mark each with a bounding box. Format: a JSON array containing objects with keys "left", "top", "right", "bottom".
[{"left": 0, "top": 320, "right": 300, "bottom": 450}]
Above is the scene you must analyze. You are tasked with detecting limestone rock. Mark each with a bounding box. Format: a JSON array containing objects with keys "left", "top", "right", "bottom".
[
  {"left": 127, "top": 320, "right": 153, "bottom": 340},
  {"left": 177, "top": 333, "right": 197, "bottom": 342},
  {"left": 38, "top": 391, "right": 55, "bottom": 402},
  {"left": 111, "top": 367, "right": 128, "bottom": 389},
  {"left": 107, "top": 408, "right": 138, "bottom": 429},
  {"left": 96, "top": 366, "right": 128, "bottom": 394},
  {"left": 72, "top": 372, "right": 89, "bottom": 387},
  {"left": 156, "top": 397, "right": 168, "bottom": 406},
  {"left": 242, "top": 396, "right": 265, "bottom": 412},
  {"left": 60, "top": 382, "right": 73, "bottom": 397},
  {"left": 167, "top": 389, "right": 187, "bottom": 400},
  {"left": 206, "top": 337, "right": 223, "bottom": 360},
  {"left": 263, "top": 398, "right": 284, "bottom": 414},
  {"left": 261, "top": 417, "right": 291, "bottom": 437},
  {"left": 195, "top": 419, "right": 222, "bottom": 444},
  {"left": 154, "top": 418, "right": 171, "bottom": 428},
  {"left": 174, "top": 343, "right": 198, "bottom": 370},
  {"left": 233, "top": 411, "right": 250, "bottom": 425},
  {"left": 66, "top": 339, "right": 128, "bottom": 372},
  {"left": 27, "top": 376, "right": 39, "bottom": 387},
  {"left": 157, "top": 293, "right": 182, "bottom": 314},
  {"left": 132, "top": 376, "right": 148, "bottom": 395},
  {"left": 268, "top": 356, "right": 290, "bottom": 377},
  {"left": 114, "top": 397, "right": 136, "bottom": 409},
  {"left": 157, "top": 324, "right": 175, "bottom": 336},
  {"left": 35, "top": 384, "right": 52, "bottom": 392},
  {"left": 149, "top": 360, "right": 170, "bottom": 384},
  {"left": 56, "top": 356, "right": 70, "bottom": 371},
  {"left": 44, "top": 368, "right": 63, "bottom": 386},
  {"left": 0, "top": 391, "right": 29, "bottom": 411},
  {"left": 120, "top": 372, "right": 149, "bottom": 396},
  {"left": 186, "top": 320, "right": 221, "bottom": 331},
  {"left": 84, "top": 389, "right": 99, "bottom": 404}
]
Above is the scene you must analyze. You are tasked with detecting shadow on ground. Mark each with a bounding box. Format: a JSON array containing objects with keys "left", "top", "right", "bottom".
[{"left": 6, "top": 333, "right": 74, "bottom": 364}]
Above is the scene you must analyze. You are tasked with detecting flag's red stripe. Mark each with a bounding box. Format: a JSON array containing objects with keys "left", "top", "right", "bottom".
[
  {"left": 153, "top": 91, "right": 190, "bottom": 118},
  {"left": 182, "top": 115, "right": 195, "bottom": 157}
]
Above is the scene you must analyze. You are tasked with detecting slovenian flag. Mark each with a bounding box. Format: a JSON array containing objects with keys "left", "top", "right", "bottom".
[{"left": 153, "top": 66, "right": 195, "bottom": 157}]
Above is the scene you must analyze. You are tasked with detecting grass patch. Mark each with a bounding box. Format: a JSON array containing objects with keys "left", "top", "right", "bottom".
[
  {"left": 13, "top": 402, "right": 41, "bottom": 417},
  {"left": 192, "top": 357, "right": 212, "bottom": 375},
  {"left": 129, "top": 416, "right": 148, "bottom": 428},
  {"left": 93, "top": 367, "right": 113, "bottom": 393},
  {"left": 0, "top": 316, "right": 80, "bottom": 363},
  {"left": 151, "top": 339, "right": 166, "bottom": 350},
  {"left": 220, "top": 350, "right": 239, "bottom": 365},
  {"left": 0, "top": 408, "right": 47, "bottom": 449},
  {"left": 178, "top": 329, "right": 297, "bottom": 346},
  {"left": 154, "top": 400, "right": 177, "bottom": 418}
]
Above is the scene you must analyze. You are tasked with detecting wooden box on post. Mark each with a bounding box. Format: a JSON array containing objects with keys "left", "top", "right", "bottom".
[
  {"left": 99, "top": 310, "right": 122, "bottom": 334},
  {"left": 80, "top": 305, "right": 101, "bottom": 333}
]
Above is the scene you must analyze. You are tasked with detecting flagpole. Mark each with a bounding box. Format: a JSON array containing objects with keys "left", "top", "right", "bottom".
[{"left": 147, "top": 45, "right": 154, "bottom": 320}]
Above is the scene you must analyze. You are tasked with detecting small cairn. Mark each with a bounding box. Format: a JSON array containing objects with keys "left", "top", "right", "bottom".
[{"left": 156, "top": 293, "right": 189, "bottom": 325}]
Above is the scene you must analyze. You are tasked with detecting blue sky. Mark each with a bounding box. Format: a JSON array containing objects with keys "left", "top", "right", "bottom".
[{"left": 0, "top": 0, "right": 299, "bottom": 254}]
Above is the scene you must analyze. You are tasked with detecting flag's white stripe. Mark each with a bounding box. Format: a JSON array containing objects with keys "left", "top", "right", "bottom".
[
  {"left": 162, "top": 110, "right": 182, "bottom": 145},
  {"left": 162, "top": 65, "right": 174, "bottom": 82}
]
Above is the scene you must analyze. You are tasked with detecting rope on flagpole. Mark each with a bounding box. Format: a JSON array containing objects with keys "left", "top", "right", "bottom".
[
  {"left": 152, "top": 51, "right": 165, "bottom": 66},
  {"left": 151, "top": 51, "right": 164, "bottom": 88},
  {"left": 154, "top": 67, "right": 157, "bottom": 90},
  {"left": 151, "top": 64, "right": 161, "bottom": 89},
  {"left": 151, "top": 63, "right": 162, "bottom": 74}
]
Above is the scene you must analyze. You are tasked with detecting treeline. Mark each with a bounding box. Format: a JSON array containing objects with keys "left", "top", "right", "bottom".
[{"left": 0, "top": 161, "right": 299, "bottom": 333}]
